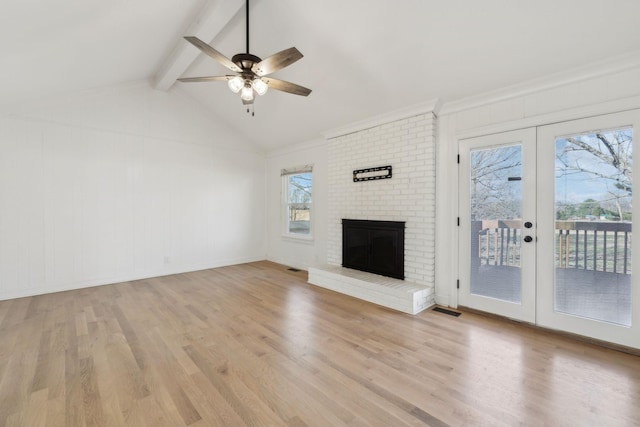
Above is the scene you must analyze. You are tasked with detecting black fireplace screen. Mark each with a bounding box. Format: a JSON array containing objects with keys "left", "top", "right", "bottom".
[{"left": 342, "top": 219, "right": 405, "bottom": 280}]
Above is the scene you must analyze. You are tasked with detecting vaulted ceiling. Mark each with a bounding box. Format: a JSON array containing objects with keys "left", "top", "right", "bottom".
[{"left": 3, "top": 0, "right": 640, "bottom": 150}]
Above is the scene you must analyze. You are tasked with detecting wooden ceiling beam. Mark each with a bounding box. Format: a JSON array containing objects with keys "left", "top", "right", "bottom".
[{"left": 153, "top": 0, "right": 245, "bottom": 91}]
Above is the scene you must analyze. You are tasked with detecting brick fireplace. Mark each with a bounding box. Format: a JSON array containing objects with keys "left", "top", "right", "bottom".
[{"left": 308, "top": 109, "right": 437, "bottom": 314}]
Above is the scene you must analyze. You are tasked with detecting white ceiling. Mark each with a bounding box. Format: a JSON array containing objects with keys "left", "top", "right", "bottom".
[
  {"left": 0, "top": 0, "right": 205, "bottom": 104},
  {"left": 3, "top": 0, "right": 640, "bottom": 151}
]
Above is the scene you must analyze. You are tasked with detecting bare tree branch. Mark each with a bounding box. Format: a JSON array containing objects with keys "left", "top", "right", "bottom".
[
  {"left": 565, "top": 137, "right": 613, "bottom": 165},
  {"left": 559, "top": 132, "right": 632, "bottom": 195}
]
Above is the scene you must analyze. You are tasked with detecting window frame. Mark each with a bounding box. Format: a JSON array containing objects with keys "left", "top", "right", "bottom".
[{"left": 281, "top": 168, "right": 313, "bottom": 241}]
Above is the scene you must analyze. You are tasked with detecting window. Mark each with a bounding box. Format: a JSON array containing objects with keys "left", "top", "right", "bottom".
[{"left": 282, "top": 165, "right": 313, "bottom": 238}]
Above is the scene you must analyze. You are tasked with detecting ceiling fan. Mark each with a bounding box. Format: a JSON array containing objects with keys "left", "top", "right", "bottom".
[{"left": 177, "top": 0, "right": 311, "bottom": 113}]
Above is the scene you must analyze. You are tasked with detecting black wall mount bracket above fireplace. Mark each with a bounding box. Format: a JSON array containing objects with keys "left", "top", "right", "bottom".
[
  {"left": 342, "top": 219, "right": 405, "bottom": 280},
  {"left": 352, "top": 165, "right": 392, "bottom": 182}
]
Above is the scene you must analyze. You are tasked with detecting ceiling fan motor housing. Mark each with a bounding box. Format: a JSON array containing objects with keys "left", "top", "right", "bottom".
[{"left": 232, "top": 53, "right": 261, "bottom": 72}]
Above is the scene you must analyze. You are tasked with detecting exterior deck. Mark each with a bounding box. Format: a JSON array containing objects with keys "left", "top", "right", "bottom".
[
  {"left": 472, "top": 266, "right": 631, "bottom": 325},
  {"left": 471, "top": 220, "right": 632, "bottom": 325}
]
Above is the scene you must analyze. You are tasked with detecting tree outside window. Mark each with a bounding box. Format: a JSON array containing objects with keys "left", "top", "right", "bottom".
[
  {"left": 284, "top": 172, "right": 312, "bottom": 236},
  {"left": 555, "top": 128, "right": 632, "bottom": 222}
]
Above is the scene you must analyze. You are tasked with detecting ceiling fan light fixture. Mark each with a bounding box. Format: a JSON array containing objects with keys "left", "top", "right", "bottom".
[
  {"left": 227, "top": 75, "right": 244, "bottom": 93},
  {"left": 240, "top": 83, "right": 254, "bottom": 102},
  {"left": 177, "top": 0, "right": 311, "bottom": 114},
  {"left": 252, "top": 78, "right": 268, "bottom": 96}
]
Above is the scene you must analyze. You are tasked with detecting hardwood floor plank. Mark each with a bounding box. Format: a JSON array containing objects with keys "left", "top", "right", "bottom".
[
  {"left": 25, "top": 387, "right": 49, "bottom": 427},
  {"left": 187, "top": 370, "right": 249, "bottom": 426},
  {"left": 111, "top": 303, "right": 147, "bottom": 371},
  {"left": 154, "top": 329, "right": 200, "bottom": 376},
  {"left": 0, "top": 261, "right": 638, "bottom": 426},
  {"left": 142, "top": 328, "right": 202, "bottom": 426},
  {"left": 205, "top": 318, "right": 351, "bottom": 426},
  {"left": 0, "top": 325, "right": 41, "bottom": 426},
  {"left": 65, "top": 346, "right": 85, "bottom": 425},
  {"left": 76, "top": 312, "right": 89, "bottom": 337},
  {"left": 184, "top": 343, "right": 286, "bottom": 427},
  {"left": 46, "top": 395, "right": 66, "bottom": 427},
  {"left": 30, "top": 329, "right": 52, "bottom": 392},
  {"left": 135, "top": 394, "right": 179, "bottom": 427},
  {"left": 121, "top": 397, "right": 150, "bottom": 427},
  {"left": 103, "top": 333, "right": 150, "bottom": 417},
  {"left": 0, "top": 298, "right": 30, "bottom": 329},
  {"left": 91, "top": 340, "right": 126, "bottom": 427},
  {"left": 231, "top": 314, "right": 417, "bottom": 426},
  {"left": 80, "top": 356, "right": 106, "bottom": 427}
]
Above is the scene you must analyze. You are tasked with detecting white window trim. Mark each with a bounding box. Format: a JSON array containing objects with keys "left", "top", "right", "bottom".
[{"left": 281, "top": 166, "right": 313, "bottom": 241}]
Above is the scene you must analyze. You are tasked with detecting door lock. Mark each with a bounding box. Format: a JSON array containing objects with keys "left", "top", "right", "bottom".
[
  {"left": 524, "top": 221, "right": 533, "bottom": 228},
  {"left": 524, "top": 236, "right": 533, "bottom": 243}
]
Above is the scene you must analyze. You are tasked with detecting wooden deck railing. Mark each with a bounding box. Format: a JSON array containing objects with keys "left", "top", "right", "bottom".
[
  {"left": 473, "top": 220, "right": 522, "bottom": 267},
  {"left": 556, "top": 221, "right": 632, "bottom": 274},
  {"left": 472, "top": 220, "right": 632, "bottom": 274}
]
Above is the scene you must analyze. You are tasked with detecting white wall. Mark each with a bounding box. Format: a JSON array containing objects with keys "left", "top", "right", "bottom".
[
  {"left": 0, "top": 82, "right": 266, "bottom": 300},
  {"left": 265, "top": 139, "right": 327, "bottom": 270},
  {"left": 436, "top": 58, "right": 640, "bottom": 307}
]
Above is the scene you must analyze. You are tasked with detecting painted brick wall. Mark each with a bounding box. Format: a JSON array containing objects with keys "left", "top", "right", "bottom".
[{"left": 327, "top": 112, "right": 436, "bottom": 287}]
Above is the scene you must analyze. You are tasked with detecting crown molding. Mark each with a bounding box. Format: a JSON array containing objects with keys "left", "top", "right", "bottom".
[
  {"left": 439, "top": 49, "right": 640, "bottom": 116},
  {"left": 454, "top": 94, "right": 640, "bottom": 141},
  {"left": 322, "top": 98, "right": 441, "bottom": 140}
]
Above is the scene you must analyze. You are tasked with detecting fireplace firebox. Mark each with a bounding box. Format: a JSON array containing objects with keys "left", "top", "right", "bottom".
[{"left": 342, "top": 219, "right": 405, "bottom": 280}]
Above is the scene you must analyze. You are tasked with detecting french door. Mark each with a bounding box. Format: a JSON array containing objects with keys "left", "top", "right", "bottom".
[
  {"left": 459, "top": 128, "right": 537, "bottom": 323},
  {"left": 459, "top": 110, "right": 640, "bottom": 349}
]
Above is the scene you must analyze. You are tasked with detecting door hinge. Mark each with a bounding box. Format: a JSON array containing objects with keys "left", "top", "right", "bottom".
[
  {"left": 457, "top": 279, "right": 460, "bottom": 289},
  {"left": 457, "top": 217, "right": 460, "bottom": 226},
  {"left": 457, "top": 154, "right": 460, "bottom": 164}
]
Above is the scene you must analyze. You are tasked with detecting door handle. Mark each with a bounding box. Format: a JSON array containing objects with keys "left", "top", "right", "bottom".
[{"left": 524, "top": 236, "right": 533, "bottom": 243}]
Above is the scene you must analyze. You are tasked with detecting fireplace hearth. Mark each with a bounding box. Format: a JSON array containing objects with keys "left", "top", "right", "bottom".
[{"left": 342, "top": 219, "right": 405, "bottom": 280}]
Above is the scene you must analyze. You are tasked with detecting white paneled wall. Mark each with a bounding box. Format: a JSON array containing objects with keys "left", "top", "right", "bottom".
[
  {"left": 0, "top": 82, "right": 266, "bottom": 300},
  {"left": 327, "top": 112, "right": 436, "bottom": 289}
]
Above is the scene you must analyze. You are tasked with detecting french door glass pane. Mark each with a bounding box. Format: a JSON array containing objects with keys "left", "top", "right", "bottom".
[
  {"left": 554, "top": 128, "right": 632, "bottom": 326},
  {"left": 470, "top": 145, "right": 523, "bottom": 303}
]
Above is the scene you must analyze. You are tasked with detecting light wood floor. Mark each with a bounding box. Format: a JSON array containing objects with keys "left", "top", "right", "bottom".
[{"left": 0, "top": 261, "right": 638, "bottom": 427}]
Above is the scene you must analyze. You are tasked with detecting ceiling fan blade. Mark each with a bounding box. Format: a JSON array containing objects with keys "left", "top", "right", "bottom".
[
  {"left": 252, "top": 47, "right": 303, "bottom": 76},
  {"left": 177, "top": 76, "right": 232, "bottom": 83},
  {"left": 184, "top": 36, "right": 242, "bottom": 72},
  {"left": 263, "top": 77, "right": 312, "bottom": 96}
]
